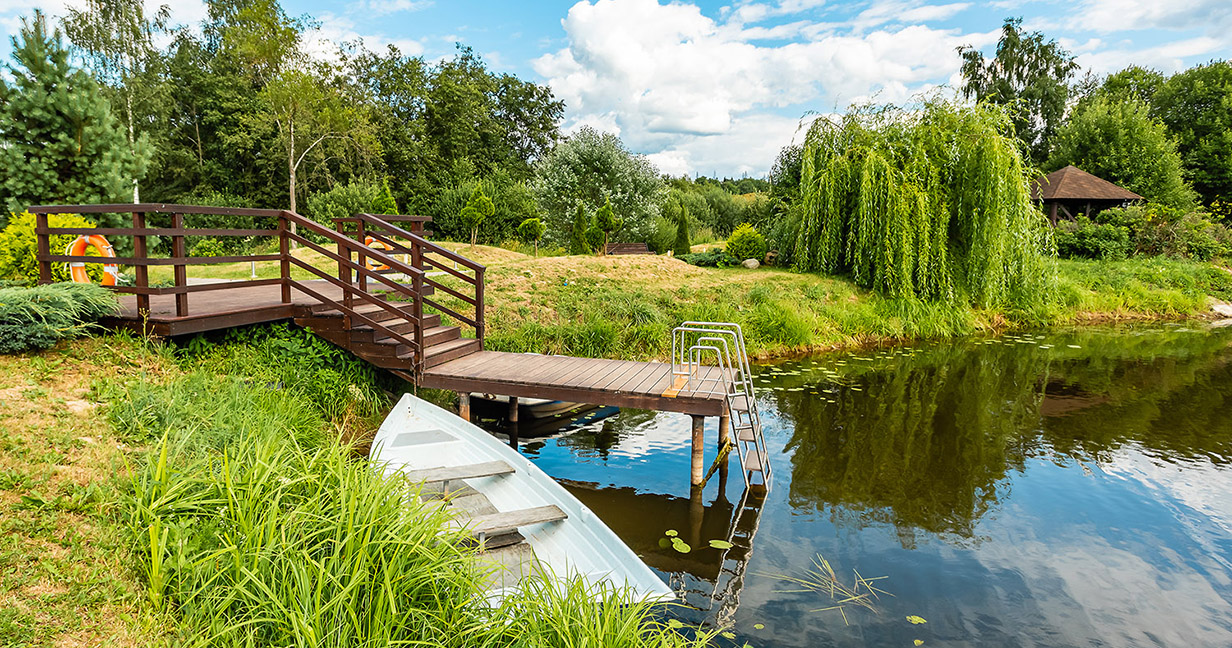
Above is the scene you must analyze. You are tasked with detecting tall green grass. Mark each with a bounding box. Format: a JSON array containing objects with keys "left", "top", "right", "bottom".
[{"left": 113, "top": 338, "right": 712, "bottom": 647}]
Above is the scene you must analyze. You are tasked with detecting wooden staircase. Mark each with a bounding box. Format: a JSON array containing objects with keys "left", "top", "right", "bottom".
[{"left": 288, "top": 212, "right": 487, "bottom": 378}]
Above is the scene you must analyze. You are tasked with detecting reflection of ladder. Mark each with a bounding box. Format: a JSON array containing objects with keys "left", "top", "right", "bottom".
[
  {"left": 709, "top": 488, "right": 765, "bottom": 626},
  {"left": 672, "top": 322, "right": 771, "bottom": 490}
]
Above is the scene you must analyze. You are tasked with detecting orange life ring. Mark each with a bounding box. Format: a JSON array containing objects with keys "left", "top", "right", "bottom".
[
  {"left": 364, "top": 235, "right": 392, "bottom": 271},
  {"left": 66, "top": 235, "right": 119, "bottom": 286}
]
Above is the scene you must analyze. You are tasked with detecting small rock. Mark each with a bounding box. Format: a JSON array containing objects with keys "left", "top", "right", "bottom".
[
  {"left": 1213, "top": 302, "right": 1232, "bottom": 317},
  {"left": 65, "top": 400, "right": 96, "bottom": 414},
  {"left": 742, "top": 258, "right": 760, "bottom": 269},
  {"left": 1213, "top": 319, "right": 1232, "bottom": 329}
]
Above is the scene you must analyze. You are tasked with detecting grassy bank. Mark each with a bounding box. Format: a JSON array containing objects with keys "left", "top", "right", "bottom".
[
  {"left": 474, "top": 252, "right": 1232, "bottom": 360},
  {"left": 1, "top": 333, "right": 715, "bottom": 647}
]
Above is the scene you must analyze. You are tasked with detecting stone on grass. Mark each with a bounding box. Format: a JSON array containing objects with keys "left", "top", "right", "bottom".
[{"left": 741, "top": 259, "right": 760, "bottom": 269}]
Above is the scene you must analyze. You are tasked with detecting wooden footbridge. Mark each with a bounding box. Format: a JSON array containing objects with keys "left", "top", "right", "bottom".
[{"left": 33, "top": 204, "right": 770, "bottom": 490}]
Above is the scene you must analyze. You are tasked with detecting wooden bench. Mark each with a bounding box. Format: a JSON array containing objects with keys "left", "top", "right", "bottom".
[{"left": 605, "top": 242, "right": 652, "bottom": 255}]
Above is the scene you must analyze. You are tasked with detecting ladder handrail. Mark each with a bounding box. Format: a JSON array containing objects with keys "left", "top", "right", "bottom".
[{"left": 672, "top": 322, "right": 771, "bottom": 490}]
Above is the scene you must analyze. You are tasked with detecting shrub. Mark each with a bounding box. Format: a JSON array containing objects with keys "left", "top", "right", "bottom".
[
  {"left": 0, "top": 282, "right": 117, "bottom": 354},
  {"left": 516, "top": 217, "right": 546, "bottom": 256},
  {"left": 681, "top": 249, "right": 739, "bottom": 268},
  {"left": 1055, "top": 216, "right": 1130, "bottom": 260},
  {"left": 724, "top": 222, "right": 767, "bottom": 262},
  {"left": 0, "top": 212, "right": 101, "bottom": 283},
  {"left": 1095, "top": 203, "right": 1232, "bottom": 260},
  {"left": 672, "top": 204, "right": 691, "bottom": 257}
]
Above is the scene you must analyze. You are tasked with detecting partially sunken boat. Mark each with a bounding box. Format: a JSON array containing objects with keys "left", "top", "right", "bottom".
[{"left": 371, "top": 393, "right": 673, "bottom": 601}]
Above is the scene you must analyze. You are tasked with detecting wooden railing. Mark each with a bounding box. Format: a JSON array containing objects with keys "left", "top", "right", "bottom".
[
  {"left": 30, "top": 203, "right": 472, "bottom": 376},
  {"left": 336, "top": 213, "right": 486, "bottom": 345}
]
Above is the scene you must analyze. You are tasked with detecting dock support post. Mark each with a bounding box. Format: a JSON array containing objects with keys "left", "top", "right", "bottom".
[
  {"left": 718, "top": 412, "right": 730, "bottom": 452},
  {"left": 508, "top": 396, "right": 519, "bottom": 423},
  {"left": 458, "top": 393, "right": 471, "bottom": 422},
  {"left": 690, "top": 415, "right": 705, "bottom": 489}
]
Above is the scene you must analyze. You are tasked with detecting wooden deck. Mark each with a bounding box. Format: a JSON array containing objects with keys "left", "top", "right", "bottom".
[
  {"left": 421, "top": 351, "right": 727, "bottom": 416},
  {"left": 104, "top": 280, "right": 352, "bottom": 336}
]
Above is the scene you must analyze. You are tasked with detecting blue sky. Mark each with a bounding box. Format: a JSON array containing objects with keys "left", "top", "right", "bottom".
[{"left": 3, "top": 0, "right": 1231, "bottom": 177}]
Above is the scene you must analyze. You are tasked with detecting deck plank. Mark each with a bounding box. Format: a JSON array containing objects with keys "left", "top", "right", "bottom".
[
  {"left": 468, "top": 505, "right": 568, "bottom": 537},
  {"left": 403, "top": 460, "right": 514, "bottom": 484}
]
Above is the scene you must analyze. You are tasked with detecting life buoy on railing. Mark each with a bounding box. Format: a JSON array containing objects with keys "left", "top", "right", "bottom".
[
  {"left": 66, "top": 235, "right": 119, "bottom": 286},
  {"left": 364, "top": 235, "right": 392, "bottom": 271}
]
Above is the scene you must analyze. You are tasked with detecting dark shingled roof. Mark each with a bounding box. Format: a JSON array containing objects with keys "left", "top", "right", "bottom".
[{"left": 1032, "top": 165, "right": 1143, "bottom": 201}]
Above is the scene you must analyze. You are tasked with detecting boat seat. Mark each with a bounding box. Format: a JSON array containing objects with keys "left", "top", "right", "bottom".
[
  {"left": 404, "top": 460, "right": 515, "bottom": 484},
  {"left": 468, "top": 505, "right": 568, "bottom": 541}
]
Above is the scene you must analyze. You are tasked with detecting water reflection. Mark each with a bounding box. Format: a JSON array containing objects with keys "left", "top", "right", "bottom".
[{"left": 475, "top": 325, "right": 1232, "bottom": 647}]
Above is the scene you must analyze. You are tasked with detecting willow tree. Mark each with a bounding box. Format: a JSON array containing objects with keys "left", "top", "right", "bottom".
[{"left": 793, "top": 100, "right": 1056, "bottom": 310}]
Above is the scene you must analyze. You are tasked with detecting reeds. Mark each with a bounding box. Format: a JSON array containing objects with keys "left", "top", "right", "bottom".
[
  {"left": 0, "top": 282, "right": 118, "bottom": 353},
  {"left": 767, "top": 554, "right": 890, "bottom": 625}
]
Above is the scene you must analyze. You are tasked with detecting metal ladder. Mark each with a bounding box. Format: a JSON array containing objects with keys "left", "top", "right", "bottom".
[{"left": 671, "top": 322, "right": 771, "bottom": 490}]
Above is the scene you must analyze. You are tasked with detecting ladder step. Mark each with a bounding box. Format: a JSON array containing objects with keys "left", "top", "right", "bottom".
[
  {"left": 742, "top": 452, "right": 765, "bottom": 472},
  {"left": 404, "top": 460, "right": 514, "bottom": 484},
  {"left": 466, "top": 505, "right": 568, "bottom": 538}
]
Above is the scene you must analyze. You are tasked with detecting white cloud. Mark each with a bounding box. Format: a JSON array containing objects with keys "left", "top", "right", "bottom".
[
  {"left": 364, "top": 0, "right": 433, "bottom": 16},
  {"left": 1074, "top": 35, "right": 1226, "bottom": 74},
  {"left": 1074, "top": 0, "right": 1232, "bottom": 35},
  {"left": 301, "top": 13, "right": 424, "bottom": 63},
  {"left": 536, "top": 0, "right": 990, "bottom": 175}
]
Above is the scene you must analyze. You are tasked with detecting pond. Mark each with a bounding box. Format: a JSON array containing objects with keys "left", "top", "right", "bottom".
[{"left": 473, "top": 325, "right": 1232, "bottom": 647}]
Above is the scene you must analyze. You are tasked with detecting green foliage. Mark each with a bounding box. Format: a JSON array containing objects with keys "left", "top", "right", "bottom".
[
  {"left": 1095, "top": 203, "right": 1232, "bottom": 261},
  {"left": 594, "top": 196, "right": 623, "bottom": 253},
  {"left": 672, "top": 204, "right": 691, "bottom": 257},
  {"left": 957, "top": 17, "right": 1078, "bottom": 163},
  {"left": 0, "top": 212, "right": 103, "bottom": 283},
  {"left": 1150, "top": 61, "right": 1232, "bottom": 207},
  {"left": 0, "top": 283, "right": 117, "bottom": 354},
  {"left": 724, "top": 223, "right": 767, "bottom": 262},
  {"left": 1055, "top": 216, "right": 1130, "bottom": 261},
  {"left": 1086, "top": 65, "right": 1165, "bottom": 106},
  {"left": 795, "top": 100, "right": 1056, "bottom": 310},
  {"left": 373, "top": 177, "right": 398, "bottom": 214},
  {"left": 681, "top": 249, "right": 739, "bottom": 268},
  {"left": 516, "top": 217, "right": 546, "bottom": 256},
  {"left": 532, "top": 127, "right": 665, "bottom": 245},
  {"left": 1047, "top": 97, "right": 1195, "bottom": 208},
  {"left": 585, "top": 223, "right": 605, "bottom": 254},
  {"left": 0, "top": 12, "right": 148, "bottom": 225},
  {"left": 426, "top": 174, "right": 537, "bottom": 244},
  {"left": 459, "top": 184, "right": 495, "bottom": 248},
  {"left": 308, "top": 179, "right": 393, "bottom": 222},
  {"left": 569, "top": 204, "right": 592, "bottom": 255}
]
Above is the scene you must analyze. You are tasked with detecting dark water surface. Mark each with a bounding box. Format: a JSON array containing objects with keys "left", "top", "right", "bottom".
[{"left": 476, "top": 325, "right": 1232, "bottom": 647}]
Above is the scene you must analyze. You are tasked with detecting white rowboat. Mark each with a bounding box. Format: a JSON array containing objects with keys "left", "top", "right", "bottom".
[{"left": 371, "top": 393, "right": 674, "bottom": 601}]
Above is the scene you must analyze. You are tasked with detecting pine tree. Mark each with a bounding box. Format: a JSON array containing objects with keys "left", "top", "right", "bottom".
[
  {"left": 0, "top": 11, "right": 148, "bottom": 227},
  {"left": 569, "top": 203, "right": 591, "bottom": 255},
  {"left": 373, "top": 177, "right": 398, "bottom": 215},
  {"left": 672, "top": 204, "right": 691, "bottom": 257}
]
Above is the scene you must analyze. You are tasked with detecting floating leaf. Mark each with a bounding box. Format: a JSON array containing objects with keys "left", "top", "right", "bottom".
[
  {"left": 709, "top": 539, "right": 733, "bottom": 549},
  {"left": 914, "top": 640, "right": 924, "bottom": 646},
  {"left": 671, "top": 537, "right": 691, "bottom": 554},
  {"left": 665, "top": 529, "right": 678, "bottom": 537},
  {"left": 753, "top": 623, "right": 765, "bottom": 630},
  {"left": 658, "top": 538, "right": 671, "bottom": 549},
  {"left": 721, "top": 632, "right": 736, "bottom": 639},
  {"left": 667, "top": 619, "right": 683, "bottom": 629},
  {"left": 906, "top": 615, "right": 927, "bottom": 625}
]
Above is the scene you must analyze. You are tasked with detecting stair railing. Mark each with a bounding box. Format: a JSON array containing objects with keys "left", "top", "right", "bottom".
[{"left": 339, "top": 213, "right": 486, "bottom": 348}]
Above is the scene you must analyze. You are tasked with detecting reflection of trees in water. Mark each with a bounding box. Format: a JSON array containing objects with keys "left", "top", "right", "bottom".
[
  {"left": 553, "top": 409, "right": 662, "bottom": 460},
  {"left": 777, "top": 327, "right": 1232, "bottom": 543}
]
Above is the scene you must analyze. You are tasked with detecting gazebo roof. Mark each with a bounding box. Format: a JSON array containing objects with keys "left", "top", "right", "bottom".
[{"left": 1032, "top": 165, "right": 1143, "bottom": 202}]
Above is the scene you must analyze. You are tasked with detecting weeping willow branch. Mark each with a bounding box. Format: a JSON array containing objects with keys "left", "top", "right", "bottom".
[{"left": 793, "top": 100, "right": 1056, "bottom": 310}]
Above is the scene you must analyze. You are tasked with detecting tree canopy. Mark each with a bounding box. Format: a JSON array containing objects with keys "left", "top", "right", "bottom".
[
  {"left": 958, "top": 17, "right": 1078, "bottom": 164},
  {"left": 1047, "top": 96, "right": 1195, "bottom": 209},
  {"left": 1149, "top": 61, "right": 1232, "bottom": 207}
]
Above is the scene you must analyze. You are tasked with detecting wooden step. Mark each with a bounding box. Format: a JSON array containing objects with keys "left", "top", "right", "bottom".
[
  {"left": 404, "top": 461, "right": 514, "bottom": 484},
  {"left": 742, "top": 451, "right": 765, "bottom": 473},
  {"left": 422, "top": 337, "right": 482, "bottom": 368},
  {"left": 467, "top": 504, "right": 567, "bottom": 539}
]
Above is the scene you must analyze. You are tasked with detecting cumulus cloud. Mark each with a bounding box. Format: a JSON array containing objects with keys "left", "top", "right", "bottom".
[
  {"left": 535, "top": 0, "right": 988, "bottom": 176},
  {"left": 301, "top": 13, "right": 425, "bottom": 63}
]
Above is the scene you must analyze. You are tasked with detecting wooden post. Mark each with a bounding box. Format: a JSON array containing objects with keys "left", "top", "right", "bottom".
[
  {"left": 508, "top": 396, "right": 519, "bottom": 423},
  {"left": 34, "top": 211, "right": 51, "bottom": 284},
  {"left": 171, "top": 213, "right": 188, "bottom": 317},
  {"left": 718, "top": 412, "right": 730, "bottom": 451},
  {"left": 458, "top": 392, "right": 471, "bottom": 422},
  {"left": 278, "top": 213, "right": 291, "bottom": 304},
  {"left": 690, "top": 415, "right": 705, "bottom": 489},
  {"left": 357, "top": 219, "right": 368, "bottom": 294},
  {"left": 131, "top": 212, "right": 150, "bottom": 317},
  {"left": 688, "top": 481, "right": 704, "bottom": 548},
  {"left": 475, "top": 266, "right": 485, "bottom": 349}
]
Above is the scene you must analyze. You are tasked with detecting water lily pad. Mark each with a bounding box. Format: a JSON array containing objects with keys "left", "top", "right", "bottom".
[
  {"left": 708, "top": 539, "right": 733, "bottom": 549},
  {"left": 671, "top": 537, "right": 691, "bottom": 553},
  {"left": 915, "top": 640, "right": 924, "bottom": 646},
  {"left": 906, "top": 615, "right": 927, "bottom": 625},
  {"left": 665, "top": 529, "right": 677, "bottom": 537},
  {"left": 753, "top": 623, "right": 765, "bottom": 630},
  {"left": 658, "top": 538, "right": 671, "bottom": 549},
  {"left": 721, "top": 632, "right": 736, "bottom": 639},
  {"left": 667, "top": 619, "right": 683, "bottom": 629}
]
